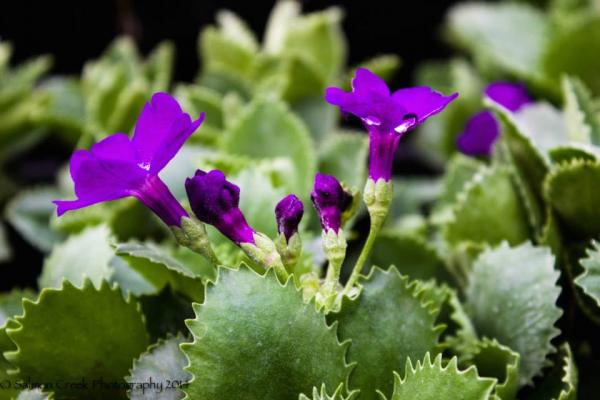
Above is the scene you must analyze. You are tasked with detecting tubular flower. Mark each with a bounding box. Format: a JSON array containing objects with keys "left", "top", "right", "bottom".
[
  {"left": 185, "top": 169, "right": 255, "bottom": 245},
  {"left": 311, "top": 173, "right": 352, "bottom": 234},
  {"left": 325, "top": 67, "right": 458, "bottom": 181},
  {"left": 275, "top": 194, "right": 304, "bottom": 241},
  {"left": 457, "top": 82, "right": 533, "bottom": 157},
  {"left": 54, "top": 92, "right": 204, "bottom": 227}
]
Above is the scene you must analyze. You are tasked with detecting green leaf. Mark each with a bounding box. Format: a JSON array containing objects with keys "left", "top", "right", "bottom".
[
  {"left": 4, "top": 187, "right": 63, "bottom": 252},
  {"left": 263, "top": 0, "right": 301, "bottom": 54},
  {"left": 469, "top": 339, "right": 520, "bottom": 400},
  {"left": 139, "top": 286, "right": 195, "bottom": 342},
  {"left": 329, "top": 267, "right": 444, "bottom": 400},
  {"left": 127, "top": 334, "right": 191, "bottom": 400},
  {"left": 511, "top": 102, "right": 569, "bottom": 154},
  {"left": 446, "top": 2, "right": 550, "bottom": 85},
  {"left": 390, "top": 353, "right": 496, "bottom": 400},
  {"left": 39, "top": 225, "right": 114, "bottom": 289},
  {"left": 466, "top": 242, "right": 562, "bottom": 386},
  {"left": 144, "top": 41, "right": 174, "bottom": 92},
  {"left": 346, "top": 55, "right": 401, "bottom": 87},
  {"left": 444, "top": 166, "right": 531, "bottom": 248},
  {"left": 544, "top": 159, "right": 600, "bottom": 239},
  {"left": 543, "top": 16, "right": 600, "bottom": 95},
  {"left": 181, "top": 267, "right": 350, "bottom": 400},
  {"left": 222, "top": 96, "right": 316, "bottom": 195},
  {"left": 562, "top": 76, "right": 600, "bottom": 144},
  {"left": 0, "top": 289, "right": 36, "bottom": 327},
  {"left": 14, "top": 390, "right": 54, "bottom": 400},
  {"left": 528, "top": 343, "right": 578, "bottom": 400},
  {"left": 5, "top": 280, "right": 149, "bottom": 400},
  {"left": 199, "top": 26, "right": 256, "bottom": 81},
  {"left": 575, "top": 240, "right": 600, "bottom": 308},
  {"left": 216, "top": 10, "right": 259, "bottom": 52},
  {"left": 548, "top": 145, "right": 598, "bottom": 164},
  {"left": 370, "top": 231, "right": 452, "bottom": 283},
  {"left": 318, "top": 131, "right": 368, "bottom": 190},
  {"left": 115, "top": 242, "right": 206, "bottom": 302},
  {"left": 438, "top": 154, "right": 485, "bottom": 207},
  {"left": 299, "top": 384, "right": 358, "bottom": 400}
]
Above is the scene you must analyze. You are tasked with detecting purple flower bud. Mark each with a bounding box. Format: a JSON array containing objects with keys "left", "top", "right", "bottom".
[
  {"left": 311, "top": 173, "right": 352, "bottom": 233},
  {"left": 456, "top": 111, "right": 501, "bottom": 157},
  {"left": 185, "top": 169, "right": 255, "bottom": 245},
  {"left": 326, "top": 68, "right": 457, "bottom": 181},
  {"left": 275, "top": 194, "right": 304, "bottom": 240},
  {"left": 485, "top": 82, "right": 532, "bottom": 112},
  {"left": 54, "top": 92, "right": 204, "bottom": 227}
]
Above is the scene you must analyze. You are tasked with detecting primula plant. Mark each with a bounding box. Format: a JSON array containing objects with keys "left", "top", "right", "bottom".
[{"left": 1, "top": 1, "right": 600, "bottom": 399}]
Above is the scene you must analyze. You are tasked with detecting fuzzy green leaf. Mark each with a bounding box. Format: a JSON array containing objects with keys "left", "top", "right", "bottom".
[
  {"left": 4, "top": 187, "right": 63, "bottom": 252},
  {"left": 318, "top": 131, "right": 368, "bottom": 190},
  {"left": 222, "top": 96, "right": 316, "bottom": 195},
  {"left": 544, "top": 159, "right": 600, "bottom": 239},
  {"left": 299, "top": 384, "right": 358, "bottom": 400},
  {"left": 444, "top": 166, "right": 531, "bottom": 248},
  {"left": 390, "top": 353, "right": 496, "bottom": 400},
  {"left": 5, "top": 280, "right": 149, "bottom": 399},
  {"left": 14, "top": 390, "right": 54, "bottom": 400},
  {"left": 562, "top": 76, "right": 600, "bottom": 144},
  {"left": 469, "top": 338, "right": 520, "bottom": 400},
  {"left": 0, "top": 289, "right": 36, "bottom": 327},
  {"left": 39, "top": 225, "right": 114, "bottom": 289},
  {"left": 127, "top": 334, "right": 191, "bottom": 400},
  {"left": 575, "top": 240, "right": 600, "bottom": 309},
  {"left": 330, "top": 267, "right": 444, "bottom": 400},
  {"left": 466, "top": 242, "right": 562, "bottom": 386},
  {"left": 181, "top": 267, "right": 350, "bottom": 400}
]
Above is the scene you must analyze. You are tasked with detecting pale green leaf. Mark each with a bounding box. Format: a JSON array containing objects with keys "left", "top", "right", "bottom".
[
  {"left": 575, "top": 240, "right": 600, "bottom": 308},
  {"left": 318, "top": 131, "right": 368, "bottom": 190},
  {"left": 562, "top": 76, "right": 600, "bottom": 144}
]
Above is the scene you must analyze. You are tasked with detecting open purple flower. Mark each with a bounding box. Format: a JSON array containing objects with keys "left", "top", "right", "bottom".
[
  {"left": 275, "top": 194, "right": 304, "bottom": 240},
  {"left": 456, "top": 111, "right": 500, "bottom": 157},
  {"left": 457, "top": 81, "right": 533, "bottom": 157},
  {"left": 54, "top": 92, "right": 204, "bottom": 227},
  {"left": 485, "top": 82, "right": 532, "bottom": 112},
  {"left": 185, "top": 169, "right": 255, "bottom": 245},
  {"left": 325, "top": 68, "right": 458, "bottom": 181},
  {"left": 311, "top": 173, "right": 352, "bottom": 233}
]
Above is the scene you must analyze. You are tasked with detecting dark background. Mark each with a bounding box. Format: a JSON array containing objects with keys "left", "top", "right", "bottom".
[{"left": 0, "top": 0, "right": 455, "bottom": 85}]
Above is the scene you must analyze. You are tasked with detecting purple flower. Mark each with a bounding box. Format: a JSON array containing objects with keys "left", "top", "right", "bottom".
[
  {"left": 456, "top": 111, "right": 500, "bottom": 157},
  {"left": 275, "top": 194, "right": 304, "bottom": 240},
  {"left": 54, "top": 92, "right": 204, "bottom": 227},
  {"left": 185, "top": 169, "right": 255, "bottom": 245},
  {"left": 457, "top": 82, "right": 533, "bottom": 157},
  {"left": 311, "top": 173, "right": 352, "bottom": 233},
  {"left": 325, "top": 68, "right": 458, "bottom": 181},
  {"left": 485, "top": 82, "right": 532, "bottom": 112}
]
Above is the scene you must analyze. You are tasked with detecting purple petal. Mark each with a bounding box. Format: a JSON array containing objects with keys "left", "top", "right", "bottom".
[
  {"left": 54, "top": 197, "right": 126, "bottom": 216},
  {"left": 484, "top": 82, "right": 532, "bottom": 112},
  {"left": 275, "top": 194, "right": 304, "bottom": 240},
  {"left": 352, "top": 68, "right": 390, "bottom": 97},
  {"left": 392, "top": 87, "right": 459, "bottom": 123},
  {"left": 311, "top": 173, "right": 351, "bottom": 233},
  {"left": 456, "top": 111, "right": 500, "bottom": 157},
  {"left": 368, "top": 131, "right": 401, "bottom": 181},
  {"left": 132, "top": 92, "right": 204, "bottom": 173},
  {"left": 132, "top": 175, "right": 189, "bottom": 226}
]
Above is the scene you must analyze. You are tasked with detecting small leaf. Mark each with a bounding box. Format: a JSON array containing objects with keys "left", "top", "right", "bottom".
[
  {"left": 263, "top": 0, "right": 301, "bottom": 54},
  {"left": 444, "top": 166, "right": 531, "bottom": 248},
  {"left": 562, "top": 76, "right": 600, "bottom": 144},
  {"left": 39, "top": 225, "right": 114, "bottom": 289},
  {"left": 127, "top": 334, "right": 191, "bottom": 400},
  {"left": 4, "top": 187, "right": 63, "bottom": 252},
  {"left": 437, "top": 154, "right": 485, "bottom": 208},
  {"left": 329, "top": 267, "right": 444, "bottom": 400},
  {"left": 466, "top": 242, "right": 562, "bottom": 386},
  {"left": 544, "top": 159, "right": 600, "bottom": 239},
  {"left": 318, "top": 131, "right": 368, "bottom": 190},
  {"left": 215, "top": 10, "right": 259, "bottom": 52},
  {"left": 469, "top": 338, "right": 520, "bottom": 400},
  {"left": 390, "top": 353, "right": 496, "bottom": 400},
  {"left": 0, "top": 289, "right": 36, "bottom": 327},
  {"left": 14, "top": 390, "right": 54, "bottom": 400},
  {"left": 575, "top": 240, "right": 600, "bottom": 309},
  {"left": 199, "top": 26, "right": 256, "bottom": 81},
  {"left": 511, "top": 102, "right": 569, "bottom": 154},
  {"left": 5, "top": 280, "right": 149, "bottom": 400},
  {"left": 528, "top": 343, "right": 578, "bottom": 400},
  {"left": 222, "top": 96, "right": 316, "bottom": 195},
  {"left": 299, "top": 384, "right": 358, "bottom": 400},
  {"left": 181, "top": 267, "right": 350, "bottom": 400},
  {"left": 548, "top": 145, "right": 598, "bottom": 164}
]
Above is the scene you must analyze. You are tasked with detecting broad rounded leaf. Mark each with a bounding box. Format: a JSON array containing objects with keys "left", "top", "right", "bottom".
[
  {"left": 390, "top": 353, "right": 495, "bottom": 400},
  {"left": 181, "top": 267, "right": 350, "bottom": 400},
  {"left": 329, "top": 267, "right": 444, "bottom": 400},
  {"left": 5, "top": 280, "right": 149, "bottom": 400},
  {"left": 466, "top": 242, "right": 562, "bottom": 386}
]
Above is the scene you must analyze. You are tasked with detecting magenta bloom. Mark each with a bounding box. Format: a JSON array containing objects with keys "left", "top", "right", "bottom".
[
  {"left": 457, "top": 82, "right": 533, "bottom": 157},
  {"left": 485, "top": 82, "right": 532, "bottom": 112},
  {"left": 275, "top": 194, "right": 304, "bottom": 240},
  {"left": 325, "top": 68, "right": 457, "bottom": 181},
  {"left": 185, "top": 169, "right": 255, "bottom": 245},
  {"left": 311, "top": 173, "right": 352, "bottom": 233},
  {"left": 54, "top": 93, "right": 204, "bottom": 227},
  {"left": 456, "top": 111, "right": 500, "bottom": 157}
]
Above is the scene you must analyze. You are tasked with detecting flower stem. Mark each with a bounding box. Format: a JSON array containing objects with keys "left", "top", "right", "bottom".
[{"left": 342, "top": 219, "right": 382, "bottom": 296}]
